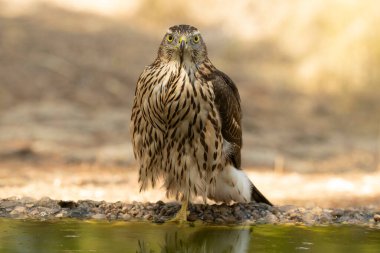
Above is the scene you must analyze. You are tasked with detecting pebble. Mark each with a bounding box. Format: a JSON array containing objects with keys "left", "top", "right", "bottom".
[
  {"left": 202, "top": 212, "right": 214, "bottom": 222},
  {"left": 55, "top": 212, "right": 64, "bottom": 218},
  {"left": 0, "top": 198, "right": 378, "bottom": 226},
  {"left": 92, "top": 213, "right": 106, "bottom": 219},
  {"left": 264, "top": 213, "right": 278, "bottom": 223},
  {"left": 0, "top": 201, "right": 18, "bottom": 209},
  {"left": 143, "top": 214, "right": 152, "bottom": 220},
  {"left": 121, "top": 213, "right": 132, "bottom": 221},
  {"left": 187, "top": 213, "right": 198, "bottom": 222},
  {"left": 214, "top": 217, "right": 224, "bottom": 223},
  {"left": 13, "top": 206, "right": 26, "bottom": 213}
]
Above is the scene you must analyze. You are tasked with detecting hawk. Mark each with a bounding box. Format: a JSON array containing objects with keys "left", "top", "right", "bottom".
[{"left": 131, "top": 24, "right": 272, "bottom": 221}]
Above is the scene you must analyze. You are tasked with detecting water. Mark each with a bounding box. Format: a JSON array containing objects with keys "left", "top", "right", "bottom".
[{"left": 0, "top": 219, "right": 379, "bottom": 253}]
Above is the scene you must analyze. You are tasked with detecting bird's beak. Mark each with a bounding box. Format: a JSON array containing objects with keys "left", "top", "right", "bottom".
[{"left": 179, "top": 36, "right": 186, "bottom": 54}]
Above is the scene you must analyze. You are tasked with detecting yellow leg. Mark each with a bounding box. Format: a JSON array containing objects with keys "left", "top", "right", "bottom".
[{"left": 170, "top": 198, "right": 189, "bottom": 223}]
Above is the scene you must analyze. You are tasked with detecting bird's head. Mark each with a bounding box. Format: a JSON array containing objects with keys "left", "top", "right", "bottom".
[{"left": 157, "top": 24, "right": 208, "bottom": 65}]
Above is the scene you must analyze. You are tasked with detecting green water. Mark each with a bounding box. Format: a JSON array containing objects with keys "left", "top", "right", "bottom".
[{"left": 0, "top": 219, "right": 379, "bottom": 253}]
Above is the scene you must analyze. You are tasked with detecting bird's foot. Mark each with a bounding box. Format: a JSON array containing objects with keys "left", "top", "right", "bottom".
[{"left": 169, "top": 200, "right": 189, "bottom": 223}]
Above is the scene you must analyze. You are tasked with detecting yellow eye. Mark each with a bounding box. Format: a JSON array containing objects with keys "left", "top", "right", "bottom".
[
  {"left": 167, "top": 34, "right": 174, "bottom": 42},
  {"left": 193, "top": 35, "right": 200, "bottom": 43}
]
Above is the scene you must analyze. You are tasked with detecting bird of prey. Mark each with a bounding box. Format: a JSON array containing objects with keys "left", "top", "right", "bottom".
[{"left": 131, "top": 24, "right": 272, "bottom": 221}]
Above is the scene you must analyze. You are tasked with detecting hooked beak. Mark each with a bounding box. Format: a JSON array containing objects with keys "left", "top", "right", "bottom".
[{"left": 179, "top": 36, "right": 186, "bottom": 54}]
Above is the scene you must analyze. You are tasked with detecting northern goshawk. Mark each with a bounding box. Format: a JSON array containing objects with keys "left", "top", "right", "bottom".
[{"left": 131, "top": 24, "right": 272, "bottom": 221}]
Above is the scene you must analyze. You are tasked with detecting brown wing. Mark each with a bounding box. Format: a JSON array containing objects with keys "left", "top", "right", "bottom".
[
  {"left": 212, "top": 70, "right": 242, "bottom": 169},
  {"left": 211, "top": 70, "right": 273, "bottom": 205}
]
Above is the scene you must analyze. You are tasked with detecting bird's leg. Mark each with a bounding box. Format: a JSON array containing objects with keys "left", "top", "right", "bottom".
[{"left": 170, "top": 194, "right": 189, "bottom": 222}]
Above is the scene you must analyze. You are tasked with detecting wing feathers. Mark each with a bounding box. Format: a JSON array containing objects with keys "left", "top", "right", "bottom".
[{"left": 212, "top": 70, "right": 242, "bottom": 168}]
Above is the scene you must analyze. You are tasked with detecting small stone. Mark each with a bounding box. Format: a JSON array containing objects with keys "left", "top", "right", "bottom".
[
  {"left": 337, "top": 215, "right": 350, "bottom": 223},
  {"left": 10, "top": 206, "right": 27, "bottom": 216},
  {"left": 264, "top": 213, "right": 278, "bottom": 223},
  {"left": 165, "top": 207, "right": 178, "bottom": 216},
  {"left": 58, "top": 200, "right": 77, "bottom": 209},
  {"left": 302, "top": 213, "right": 315, "bottom": 225},
  {"left": 289, "top": 212, "right": 302, "bottom": 222},
  {"left": 319, "top": 213, "right": 331, "bottom": 224},
  {"left": 114, "top": 202, "right": 123, "bottom": 208},
  {"left": 256, "top": 218, "right": 267, "bottom": 224},
  {"left": 266, "top": 205, "right": 275, "bottom": 212},
  {"left": 374, "top": 214, "right": 380, "bottom": 222},
  {"left": 158, "top": 208, "right": 166, "bottom": 216},
  {"left": 223, "top": 216, "right": 237, "bottom": 223},
  {"left": 38, "top": 197, "right": 53, "bottom": 206},
  {"left": 20, "top": 197, "right": 35, "bottom": 204},
  {"left": 0, "top": 201, "right": 17, "bottom": 209},
  {"left": 234, "top": 210, "right": 246, "bottom": 220},
  {"left": 130, "top": 208, "right": 139, "bottom": 216},
  {"left": 92, "top": 213, "right": 106, "bottom": 219},
  {"left": 187, "top": 213, "right": 198, "bottom": 222},
  {"left": 156, "top": 200, "right": 165, "bottom": 206},
  {"left": 331, "top": 209, "right": 344, "bottom": 218},
  {"left": 297, "top": 207, "right": 306, "bottom": 213},
  {"left": 271, "top": 207, "right": 280, "bottom": 215},
  {"left": 215, "top": 217, "right": 224, "bottom": 223},
  {"left": 244, "top": 220, "right": 256, "bottom": 225},
  {"left": 121, "top": 213, "right": 132, "bottom": 220},
  {"left": 29, "top": 209, "right": 39, "bottom": 216},
  {"left": 14, "top": 206, "right": 26, "bottom": 213},
  {"left": 143, "top": 214, "right": 152, "bottom": 220},
  {"left": 69, "top": 209, "right": 83, "bottom": 218},
  {"left": 55, "top": 212, "right": 64, "bottom": 218},
  {"left": 193, "top": 204, "right": 203, "bottom": 213},
  {"left": 354, "top": 213, "right": 364, "bottom": 220},
  {"left": 219, "top": 206, "right": 229, "bottom": 214},
  {"left": 153, "top": 217, "right": 165, "bottom": 223},
  {"left": 108, "top": 214, "right": 117, "bottom": 220},
  {"left": 203, "top": 213, "right": 214, "bottom": 222}
]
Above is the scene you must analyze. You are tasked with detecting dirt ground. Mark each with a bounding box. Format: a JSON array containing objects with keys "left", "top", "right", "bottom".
[
  {"left": 1, "top": 2, "right": 380, "bottom": 212},
  {"left": 1, "top": 161, "right": 380, "bottom": 209}
]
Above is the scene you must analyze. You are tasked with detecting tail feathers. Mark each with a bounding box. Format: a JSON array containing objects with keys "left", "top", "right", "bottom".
[
  {"left": 209, "top": 165, "right": 272, "bottom": 205},
  {"left": 250, "top": 182, "right": 272, "bottom": 206}
]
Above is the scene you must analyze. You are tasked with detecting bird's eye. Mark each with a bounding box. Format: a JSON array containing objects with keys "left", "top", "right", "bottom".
[
  {"left": 193, "top": 35, "right": 200, "bottom": 43},
  {"left": 167, "top": 34, "right": 174, "bottom": 42}
]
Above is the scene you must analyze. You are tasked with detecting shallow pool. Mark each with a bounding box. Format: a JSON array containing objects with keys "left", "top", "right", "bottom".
[{"left": 0, "top": 219, "right": 379, "bottom": 253}]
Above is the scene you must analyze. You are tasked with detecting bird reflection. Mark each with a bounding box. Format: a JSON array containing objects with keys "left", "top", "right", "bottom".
[{"left": 137, "top": 226, "right": 251, "bottom": 253}]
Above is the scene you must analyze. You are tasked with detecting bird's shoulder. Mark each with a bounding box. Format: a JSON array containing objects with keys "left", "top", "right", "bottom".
[{"left": 211, "top": 69, "right": 241, "bottom": 106}]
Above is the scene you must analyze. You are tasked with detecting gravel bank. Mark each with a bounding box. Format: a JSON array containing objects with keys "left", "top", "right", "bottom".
[{"left": 1, "top": 197, "right": 379, "bottom": 227}]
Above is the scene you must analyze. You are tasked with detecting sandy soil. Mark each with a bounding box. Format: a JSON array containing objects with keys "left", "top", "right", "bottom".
[{"left": 1, "top": 162, "right": 380, "bottom": 209}]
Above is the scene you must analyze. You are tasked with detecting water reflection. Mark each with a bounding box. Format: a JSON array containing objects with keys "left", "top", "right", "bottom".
[
  {"left": 137, "top": 227, "right": 251, "bottom": 253},
  {"left": 1, "top": 219, "right": 380, "bottom": 253}
]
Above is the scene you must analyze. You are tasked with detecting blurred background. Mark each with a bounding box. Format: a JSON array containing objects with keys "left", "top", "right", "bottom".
[{"left": 0, "top": 0, "right": 380, "bottom": 206}]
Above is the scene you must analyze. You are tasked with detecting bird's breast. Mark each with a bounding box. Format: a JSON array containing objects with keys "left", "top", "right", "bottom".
[{"left": 144, "top": 64, "right": 210, "bottom": 132}]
